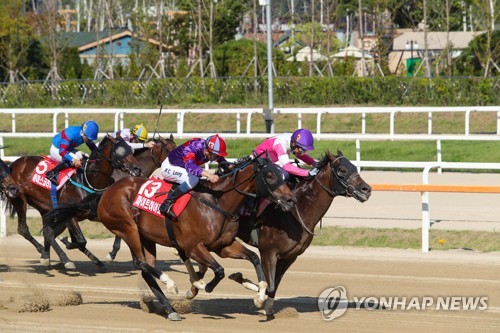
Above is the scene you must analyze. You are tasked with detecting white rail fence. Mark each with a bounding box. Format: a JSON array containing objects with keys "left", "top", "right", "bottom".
[{"left": 1, "top": 107, "right": 500, "bottom": 251}]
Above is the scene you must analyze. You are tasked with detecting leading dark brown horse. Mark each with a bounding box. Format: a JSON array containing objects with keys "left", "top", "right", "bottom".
[
  {"left": 0, "top": 135, "right": 141, "bottom": 269},
  {"left": 219, "top": 150, "right": 372, "bottom": 319},
  {"left": 45, "top": 155, "right": 296, "bottom": 321}
]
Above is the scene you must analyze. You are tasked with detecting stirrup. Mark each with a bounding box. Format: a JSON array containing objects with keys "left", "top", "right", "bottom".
[{"left": 46, "top": 171, "right": 58, "bottom": 185}]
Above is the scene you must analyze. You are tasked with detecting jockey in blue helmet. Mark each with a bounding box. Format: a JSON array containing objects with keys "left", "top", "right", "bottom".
[{"left": 45, "top": 120, "right": 99, "bottom": 185}]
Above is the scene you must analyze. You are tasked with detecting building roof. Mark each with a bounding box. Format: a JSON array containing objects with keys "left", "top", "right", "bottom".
[{"left": 393, "top": 31, "right": 485, "bottom": 51}]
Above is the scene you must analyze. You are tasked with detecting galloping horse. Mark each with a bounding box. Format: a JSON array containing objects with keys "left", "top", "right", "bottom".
[
  {"left": 227, "top": 150, "right": 372, "bottom": 319},
  {"left": 0, "top": 135, "right": 141, "bottom": 269},
  {"left": 45, "top": 156, "right": 296, "bottom": 321}
]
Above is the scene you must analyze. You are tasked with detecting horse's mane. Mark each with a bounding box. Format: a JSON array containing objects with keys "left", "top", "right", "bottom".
[
  {"left": 216, "top": 155, "right": 253, "bottom": 176},
  {"left": 315, "top": 150, "right": 333, "bottom": 170}
]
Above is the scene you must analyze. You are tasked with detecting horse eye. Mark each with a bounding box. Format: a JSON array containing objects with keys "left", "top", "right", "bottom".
[{"left": 337, "top": 166, "right": 348, "bottom": 177}]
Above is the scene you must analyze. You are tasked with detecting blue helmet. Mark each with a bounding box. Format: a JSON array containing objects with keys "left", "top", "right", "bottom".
[{"left": 82, "top": 120, "right": 99, "bottom": 141}]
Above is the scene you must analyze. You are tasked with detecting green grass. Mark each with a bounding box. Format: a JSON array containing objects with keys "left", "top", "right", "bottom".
[
  {"left": 312, "top": 227, "right": 500, "bottom": 252},
  {"left": 7, "top": 217, "right": 499, "bottom": 252}
]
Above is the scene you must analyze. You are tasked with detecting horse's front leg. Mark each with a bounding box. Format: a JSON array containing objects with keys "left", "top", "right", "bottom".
[
  {"left": 106, "top": 236, "right": 122, "bottom": 263},
  {"left": 218, "top": 241, "right": 268, "bottom": 308},
  {"left": 63, "top": 219, "right": 106, "bottom": 272},
  {"left": 42, "top": 221, "right": 75, "bottom": 270}
]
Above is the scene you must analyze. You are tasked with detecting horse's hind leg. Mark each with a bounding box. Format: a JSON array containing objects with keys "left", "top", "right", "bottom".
[
  {"left": 136, "top": 263, "right": 181, "bottom": 321},
  {"left": 12, "top": 200, "right": 49, "bottom": 264},
  {"left": 217, "top": 241, "right": 268, "bottom": 308},
  {"left": 142, "top": 237, "right": 178, "bottom": 294}
]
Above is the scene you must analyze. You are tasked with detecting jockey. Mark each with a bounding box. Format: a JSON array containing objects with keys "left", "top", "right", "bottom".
[
  {"left": 254, "top": 128, "right": 318, "bottom": 178},
  {"left": 112, "top": 123, "right": 155, "bottom": 151},
  {"left": 159, "top": 134, "right": 230, "bottom": 221},
  {"left": 45, "top": 120, "right": 99, "bottom": 185}
]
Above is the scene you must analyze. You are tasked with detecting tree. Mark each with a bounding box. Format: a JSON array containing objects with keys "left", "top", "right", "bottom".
[{"left": 0, "top": 0, "right": 33, "bottom": 83}]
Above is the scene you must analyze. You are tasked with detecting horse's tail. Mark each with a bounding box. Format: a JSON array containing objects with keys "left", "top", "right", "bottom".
[{"left": 43, "top": 192, "right": 104, "bottom": 228}]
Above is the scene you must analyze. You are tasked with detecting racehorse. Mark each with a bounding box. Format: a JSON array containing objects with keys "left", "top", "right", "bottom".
[
  {"left": 106, "top": 134, "right": 177, "bottom": 262},
  {"left": 212, "top": 150, "right": 372, "bottom": 319},
  {"left": 0, "top": 135, "right": 141, "bottom": 270},
  {"left": 44, "top": 155, "right": 296, "bottom": 321}
]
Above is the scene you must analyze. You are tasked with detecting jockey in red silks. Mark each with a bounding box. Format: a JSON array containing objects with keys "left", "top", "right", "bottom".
[
  {"left": 45, "top": 120, "right": 99, "bottom": 185},
  {"left": 159, "top": 134, "right": 230, "bottom": 221}
]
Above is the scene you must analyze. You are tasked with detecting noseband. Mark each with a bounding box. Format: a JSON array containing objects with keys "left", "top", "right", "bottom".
[{"left": 315, "top": 156, "right": 359, "bottom": 197}]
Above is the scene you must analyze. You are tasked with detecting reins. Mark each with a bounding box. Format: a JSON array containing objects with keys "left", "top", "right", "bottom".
[{"left": 295, "top": 155, "right": 353, "bottom": 236}]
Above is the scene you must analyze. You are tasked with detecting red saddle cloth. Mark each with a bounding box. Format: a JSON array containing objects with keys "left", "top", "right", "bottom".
[
  {"left": 31, "top": 157, "right": 77, "bottom": 191},
  {"left": 132, "top": 176, "right": 191, "bottom": 218}
]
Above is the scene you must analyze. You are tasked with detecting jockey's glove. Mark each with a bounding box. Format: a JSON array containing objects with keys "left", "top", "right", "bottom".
[{"left": 308, "top": 168, "right": 319, "bottom": 177}]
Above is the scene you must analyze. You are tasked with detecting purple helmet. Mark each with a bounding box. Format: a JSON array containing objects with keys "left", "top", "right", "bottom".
[{"left": 291, "top": 129, "right": 314, "bottom": 151}]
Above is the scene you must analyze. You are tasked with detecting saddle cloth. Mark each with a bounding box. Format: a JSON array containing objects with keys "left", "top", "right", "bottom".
[
  {"left": 132, "top": 176, "right": 191, "bottom": 218},
  {"left": 31, "top": 157, "right": 77, "bottom": 191}
]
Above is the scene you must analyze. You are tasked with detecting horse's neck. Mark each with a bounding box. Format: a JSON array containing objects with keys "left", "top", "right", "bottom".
[
  {"left": 134, "top": 148, "right": 158, "bottom": 177},
  {"left": 294, "top": 173, "right": 335, "bottom": 230},
  {"left": 86, "top": 150, "right": 114, "bottom": 188},
  {"left": 212, "top": 168, "right": 254, "bottom": 213}
]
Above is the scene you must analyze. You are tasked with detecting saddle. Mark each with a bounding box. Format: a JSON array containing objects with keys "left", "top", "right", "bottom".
[
  {"left": 132, "top": 176, "right": 191, "bottom": 218},
  {"left": 31, "top": 157, "right": 77, "bottom": 191}
]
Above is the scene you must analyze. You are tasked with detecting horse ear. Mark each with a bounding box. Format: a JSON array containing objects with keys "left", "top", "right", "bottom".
[
  {"left": 170, "top": 133, "right": 174, "bottom": 141},
  {"left": 337, "top": 149, "right": 343, "bottom": 157}
]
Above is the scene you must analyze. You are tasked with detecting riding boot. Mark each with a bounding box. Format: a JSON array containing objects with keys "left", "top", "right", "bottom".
[
  {"left": 159, "top": 186, "right": 186, "bottom": 221},
  {"left": 45, "top": 162, "right": 69, "bottom": 185}
]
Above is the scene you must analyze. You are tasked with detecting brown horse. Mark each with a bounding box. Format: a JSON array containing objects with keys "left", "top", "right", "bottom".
[
  {"left": 45, "top": 155, "right": 296, "bottom": 321},
  {"left": 209, "top": 150, "right": 372, "bottom": 319},
  {"left": 1, "top": 135, "right": 141, "bottom": 270},
  {"left": 106, "top": 134, "right": 177, "bottom": 262}
]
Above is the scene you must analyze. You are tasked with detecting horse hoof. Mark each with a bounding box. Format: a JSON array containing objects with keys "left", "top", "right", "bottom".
[
  {"left": 64, "top": 262, "right": 76, "bottom": 270},
  {"left": 192, "top": 280, "right": 206, "bottom": 290},
  {"left": 186, "top": 287, "right": 198, "bottom": 300},
  {"left": 228, "top": 272, "right": 243, "bottom": 283},
  {"left": 105, "top": 253, "right": 115, "bottom": 263},
  {"left": 166, "top": 283, "right": 178, "bottom": 295},
  {"left": 40, "top": 258, "right": 50, "bottom": 266},
  {"left": 167, "top": 312, "right": 182, "bottom": 321},
  {"left": 254, "top": 295, "right": 266, "bottom": 309}
]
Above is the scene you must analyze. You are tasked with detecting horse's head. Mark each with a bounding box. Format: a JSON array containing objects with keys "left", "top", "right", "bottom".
[
  {"left": 316, "top": 150, "right": 371, "bottom": 202},
  {"left": 252, "top": 156, "right": 296, "bottom": 211},
  {"left": 0, "top": 159, "right": 19, "bottom": 199},
  {"left": 95, "top": 135, "right": 142, "bottom": 177}
]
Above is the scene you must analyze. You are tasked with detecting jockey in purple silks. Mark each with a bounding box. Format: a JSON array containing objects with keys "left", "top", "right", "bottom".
[
  {"left": 159, "top": 134, "right": 230, "bottom": 221},
  {"left": 45, "top": 120, "right": 99, "bottom": 185}
]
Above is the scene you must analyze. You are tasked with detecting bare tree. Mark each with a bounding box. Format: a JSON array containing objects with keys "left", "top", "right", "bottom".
[{"left": 38, "top": 0, "right": 64, "bottom": 84}]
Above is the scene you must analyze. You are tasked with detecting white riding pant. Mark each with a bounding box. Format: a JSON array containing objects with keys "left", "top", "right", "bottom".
[
  {"left": 160, "top": 158, "right": 199, "bottom": 189},
  {"left": 50, "top": 145, "right": 84, "bottom": 164}
]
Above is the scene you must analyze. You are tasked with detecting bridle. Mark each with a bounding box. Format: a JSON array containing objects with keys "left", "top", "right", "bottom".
[
  {"left": 83, "top": 137, "right": 136, "bottom": 192},
  {"left": 314, "top": 155, "right": 359, "bottom": 198}
]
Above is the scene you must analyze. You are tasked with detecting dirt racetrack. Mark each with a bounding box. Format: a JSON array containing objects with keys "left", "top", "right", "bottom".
[{"left": 0, "top": 235, "right": 499, "bottom": 333}]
